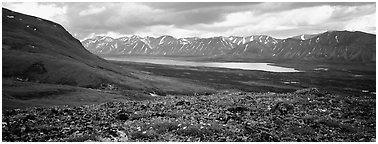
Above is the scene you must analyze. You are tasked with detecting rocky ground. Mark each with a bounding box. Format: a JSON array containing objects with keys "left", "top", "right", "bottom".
[{"left": 2, "top": 88, "right": 376, "bottom": 142}]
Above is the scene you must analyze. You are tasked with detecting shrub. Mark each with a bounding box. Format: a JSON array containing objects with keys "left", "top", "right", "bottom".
[
  {"left": 176, "top": 124, "right": 223, "bottom": 139},
  {"left": 64, "top": 134, "right": 98, "bottom": 142},
  {"left": 339, "top": 124, "right": 357, "bottom": 133},
  {"left": 176, "top": 126, "right": 205, "bottom": 138},
  {"left": 129, "top": 113, "right": 151, "bottom": 120},
  {"left": 151, "top": 121, "right": 179, "bottom": 134},
  {"left": 318, "top": 118, "right": 340, "bottom": 128},
  {"left": 288, "top": 126, "right": 316, "bottom": 136},
  {"left": 130, "top": 130, "right": 159, "bottom": 140}
]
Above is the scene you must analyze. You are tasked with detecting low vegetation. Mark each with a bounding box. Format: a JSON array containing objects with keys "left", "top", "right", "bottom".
[{"left": 2, "top": 88, "right": 375, "bottom": 142}]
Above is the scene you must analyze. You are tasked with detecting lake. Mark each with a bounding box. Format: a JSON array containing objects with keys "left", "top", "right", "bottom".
[{"left": 105, "top": 57, "right": 300, "bottom": 72}]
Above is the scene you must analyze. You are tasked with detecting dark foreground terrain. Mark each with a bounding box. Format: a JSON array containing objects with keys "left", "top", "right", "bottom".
[{"left": 2, "top": 88, "right": 375, "bottom": 142}]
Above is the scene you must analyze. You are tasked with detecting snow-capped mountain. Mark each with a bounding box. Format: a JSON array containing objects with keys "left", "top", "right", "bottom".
[
  {"left": 82, "top": 35, "right": 237, "bottom": 56},
  {"left": 82, "top": 31, "right": 376, "bottom": 62},
  {"left": 274, "top": 31, "right": 376, "bottom": 61}
]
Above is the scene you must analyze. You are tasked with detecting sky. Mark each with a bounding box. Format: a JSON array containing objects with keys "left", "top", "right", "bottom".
[{"left": 2, "top": 2, "right": 376, "bottom": 40}]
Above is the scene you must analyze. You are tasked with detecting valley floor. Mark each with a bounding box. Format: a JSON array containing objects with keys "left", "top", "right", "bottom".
[{"left": 111, "top": 58, "right": 376, "bottom": 96}]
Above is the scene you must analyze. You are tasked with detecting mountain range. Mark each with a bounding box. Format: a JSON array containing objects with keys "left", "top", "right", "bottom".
[{"left": 82, "top": 31, "right": 376, "bottom": 62}]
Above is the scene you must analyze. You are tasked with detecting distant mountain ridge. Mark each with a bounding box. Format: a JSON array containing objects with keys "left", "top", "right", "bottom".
[
  {"left": 290, "top": 34, "right": 320, "bottom": 40},
  {"left": 82, "top": 31, "right": 376, "bottom": 62}
]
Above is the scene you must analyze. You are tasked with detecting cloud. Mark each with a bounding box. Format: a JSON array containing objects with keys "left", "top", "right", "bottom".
[
  {"left": 2, "top": 2, "right": 68, "bottom": 26},
  {"left": 254, "top": 2, "right": 374, "bottom": 14},
  {"left": 2, "top": 2, "right": 376, "bottom": 40},
  {"left": 344, "top": 13, "right": 376, "bottom": 33},
  {"left": 191, "top": 5, "right": 335, "bottom": 37},
  {"left": 143, "top": 2, "right": 261, "bottom": 12},
  {"left": 186, "top": 3, "right": 375, "bottom": 38},
  {"left": 78, "top": 5, "right": 106, "bottom": 16},
  {"left": 65, "top": 3, "right": 167, "bottom": 34}
]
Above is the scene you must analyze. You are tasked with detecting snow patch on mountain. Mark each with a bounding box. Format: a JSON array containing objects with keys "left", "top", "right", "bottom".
[
  {"left": 159, "top": 36, "right": 166, "bottom": 45},
  {"left": 140, "top": 38, "right": 153, "bottom": 49},
  {"left": 237, "top": 40, "right": 242, "bottom": 45},
  {"left": 301, "top": 35, "right": 305, "bottom": 40}
]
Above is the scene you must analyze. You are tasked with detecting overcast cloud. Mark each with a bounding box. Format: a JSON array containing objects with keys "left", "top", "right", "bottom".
[{"left": 2, "top": 2, "right": 376, "bottom": 40}]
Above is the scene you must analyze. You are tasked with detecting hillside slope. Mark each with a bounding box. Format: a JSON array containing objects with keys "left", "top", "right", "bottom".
[
  {"left": 3, "top": 8, "right": 136, "bottom": 88},
  {"left": 2, "top": 8, "right": 214, "bottom": 107}
]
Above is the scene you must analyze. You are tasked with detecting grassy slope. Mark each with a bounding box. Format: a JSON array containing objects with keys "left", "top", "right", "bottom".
[{"left": 2, "top": 79, "right": 134, "bottom": 110}]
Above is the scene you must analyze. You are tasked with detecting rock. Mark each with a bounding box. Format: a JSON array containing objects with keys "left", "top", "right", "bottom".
[
  {"left": 117, "top": 130, "right": 128, "bottom": 141},
  {"left": 152, "top": 112, "right": 165, "bottom": 117},
  {"left": 270, "top": 102, "right": 294, "bottom": 115},
  {"left": 23, "top": 114, "right": 36, "bottom": 121},
  {"left": 140, "top": 105, "right": 148, "bottom": 110},
  {"left": 237, "top": 92, "right": 247, "bottom": 95},
  {"left": 20, "top": 126, "right": 26, "bottom": 133},
  {"left": 63, "top": 108, "right": 73, "bottom": 114},
  {"left": 243, "top": 95, "right": 254, "bottom": 100},
  {"left": 227, "top": 106, "right": 248, "bottom": 113},
  {"left": 100, "top": 83, "right": 117, "bottom": 90},
  {"left": 149, "top": 93, "right": 159, "bottom": 97},
  {"left": 117, "top": 113, "right": 129, "bottom": 121},
  {"left": 50, "top": 109, "right": 59, "bottom": 114},
  {"left": 176, "top": 101, "right": 190, "bottom": 106}
]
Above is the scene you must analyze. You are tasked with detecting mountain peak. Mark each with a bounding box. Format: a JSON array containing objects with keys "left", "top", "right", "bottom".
[
  {"left": 130, "top": 35, "right": 141, "bottom": 39},
  {"left": 158, "top": 35, "right": 176, "bottom": 39}
]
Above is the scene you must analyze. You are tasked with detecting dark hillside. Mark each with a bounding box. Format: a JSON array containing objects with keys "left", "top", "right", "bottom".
[{"left": 2, "top": 8, "right": 131, "bottom": 87}]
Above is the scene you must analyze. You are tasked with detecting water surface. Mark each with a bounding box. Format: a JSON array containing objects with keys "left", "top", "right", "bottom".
[{"left": 106, "top": 57, "right": 300, "bottom": 72}]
